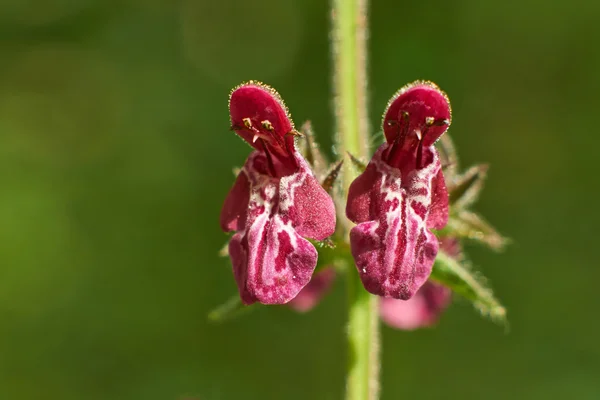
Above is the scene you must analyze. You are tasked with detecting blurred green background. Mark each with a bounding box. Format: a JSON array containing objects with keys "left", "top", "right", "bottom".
[{"left": 1, "top": 0, "right": 599, "bottom": 399}]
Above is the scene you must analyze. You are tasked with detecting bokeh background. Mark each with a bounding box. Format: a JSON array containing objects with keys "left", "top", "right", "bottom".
[{"left": 1, "top": 0, "right": 599, "bottom": 399}]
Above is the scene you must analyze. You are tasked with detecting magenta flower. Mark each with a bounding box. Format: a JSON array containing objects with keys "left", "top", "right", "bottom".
[
  {"left": 289, "top": 267, "right": 450, "bottom": 329},
  {"left": 220, "top": 81, "right": 336, "bottom": 305},
  {"left": 289, "top": 237, "right": 458, "bottom": 329},
  {"left": 379, "top": 282, "right": 451, "bottom": 330},
  {"left": 379, "top": 236, "right": 459, "bottom": 329},
  {"left": 346, "top": 81, "right": 451, "bottom": 300},
  {"left": 287, "top": 267, "right": 336, "bottom": 312}
]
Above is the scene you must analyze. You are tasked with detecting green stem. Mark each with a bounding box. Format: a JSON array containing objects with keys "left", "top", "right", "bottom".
[
  {"left": 346, "top": 260, "right": 380, "bottom": 400},
  {"left": 331, "top": 1, "right": 379, "bottom": 399}
]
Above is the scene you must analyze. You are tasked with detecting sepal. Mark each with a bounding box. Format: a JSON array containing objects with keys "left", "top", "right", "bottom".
[
  {"left": 321, "top": 159, "right": 344, "bottom": 194},
  {"left": 430, "top": 250, "right": 506, "bottom": 324},
  {"left": 298, "top": 121, "right": 327, "bottom": 176},
  {"left": 445, "top": 211, "right": 510, "bottom": 251},
  {"left": 448, "top": 164, "right": 488, "bottom": 209},
  {"left": 208, "top": 294, "right": 257, "bottom": 323},
  {"left": 347, "top": 151, "right": 367, "bottom": 172}
]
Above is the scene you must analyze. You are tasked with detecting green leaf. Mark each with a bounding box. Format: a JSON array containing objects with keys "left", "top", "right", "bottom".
[
  {"left": 368, "top": 129, "right": 385, "bottom": 149},
  {"left": 430, "top": 250, "right": 507, "bottom": 325},
  {"left": 218, "top": 241, "right": 229, "bottom": 257},
  {"left": 446, "top": 211, "right": 510, "bottom": 251},
  {"left": 346, "top": 151, "right": 367, "bottom": 172},
  {"left": 298, "top": 121, "right": 327, "bottom": 176},
  {"left": 208, "top": 295, "right": 257, "bottom": 323},
  {"left": 448, "top": 164, "right": 488, "bottom": 209},
  {"left": 437, "top": 134, "right": 459, "bottom": 178},
  {"left": 321, "top": 159, "right": 344, "bottom": 194}
]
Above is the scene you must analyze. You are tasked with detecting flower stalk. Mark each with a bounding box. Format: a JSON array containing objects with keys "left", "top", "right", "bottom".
[{"left": 331, "top": 0, "right": 379, "bottom": 399}]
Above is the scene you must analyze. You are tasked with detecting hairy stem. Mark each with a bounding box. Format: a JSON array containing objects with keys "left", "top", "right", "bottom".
[{"left": 331, "top": 0, "right": 379, "bottom": 399}]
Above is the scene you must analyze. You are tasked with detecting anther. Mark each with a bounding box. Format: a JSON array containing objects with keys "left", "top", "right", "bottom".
[
  {"left": 261, "top": 120, "right": 274, "bottom": 131},
  {"left": 425, "top": 117, "right": 450, "bottom": 127},
  {"left": 286, "top": 130, "right": 304, "bottom": 138},
  {"left": 242, "top": 117, "right": 253, "bottom": 130}
]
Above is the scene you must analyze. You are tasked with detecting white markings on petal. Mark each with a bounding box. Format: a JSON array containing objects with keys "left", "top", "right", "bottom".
[
  {"left": 232, "top": 150, "right": 319, "bottom": 304},
  {"left": 352, "top": 144, "right": 442, "bottom": 297},
  {"left": 279, "top": 154, "right": 312, "bottom": 212}
]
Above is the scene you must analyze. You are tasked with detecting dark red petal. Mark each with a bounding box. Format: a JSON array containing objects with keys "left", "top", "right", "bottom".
[
  {"left": 428, "top": 167, "right": 449, "bottom": 230},
  {"left": 347, "top": 144, "right": 442, "bottom": 299},
  {"left": 235, "top": 212, "right": 318, "bottom": 305},
  {"left": 382, "top": 81, "right": 451, "bottom": 147},
  {"left": 229, "top": 81, "right": 294, "bottom": 155},
  {"left": 220, "top": 171, "right": 250, "bottom": 232},
  {"left": 287, "top": 158, "right": 336, "bottom": 240},
  {"left": 288, "top": 267, "right": 336, "bottom": 312},
  {"left": 225, "top": 151, "right": 335, "bottom": 305},
  {"left": 346, "top": 163, "right": 381, "bottom": 224},
  {"left": 379, "top": 281, "right": 451, "bottom": 330},
  {"left": 228, "top": 232, "right": 255, "bottom": 305},
  {"left": 351, "top": 219, "right": 439, "bottom": 299}
]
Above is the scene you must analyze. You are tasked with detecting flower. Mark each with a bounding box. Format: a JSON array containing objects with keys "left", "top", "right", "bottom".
[
  {"left": 288, "top": 268, "right": 451, "bottom": 330},
  {"left": 220, "top": 81, "right": 336, "bottom": 305},
  {"left": 287, "top": 267, "right": 336, "bottom": 312},
  {"left": 378, "top": 237, "right": 457, "bottom": 329},
  {"left": 288, "top": 238, "right": 459, "bottom": 329},
  {"left": 379, "top": 282, "right": 451, "bottom": 330},
  {"left": 346, "top": 81, "right": 451, "bottom": 300}
]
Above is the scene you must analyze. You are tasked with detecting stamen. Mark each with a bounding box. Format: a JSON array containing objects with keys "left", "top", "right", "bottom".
[
  {"left": 243, "top": 117, "right": 253, "bottom": 130},
  {"left": 260, "top": 139, "right": 277, "bottom": 177},
  {"left": 286, "top": 130, "right": 304, "bottom": 138},
  {"left": 416, "top": 125, "right": 431, "bottom": 169},
  {"left": 416, "top": 139, "right": 425, "bottom": 169},
  {"left": 398, "top": 111, "right": 410, "bottom": 142},
  {"left": 261, "top": 120, "right": 274, "bottom": 131},
  {"left": 385, "top": 111, "right": 411, "bottom": 165},
  {"left": 426, "top": 117, "right": 450, "bottom": 127}
]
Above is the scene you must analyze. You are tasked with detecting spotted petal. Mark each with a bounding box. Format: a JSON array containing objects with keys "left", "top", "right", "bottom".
[
  {"left": 347, "top": 145, "right": 443, "bottom": 299},
  {"left": 287, "top": 267, "right": 336, "bottom": 312},
  {"left": 225, "top": 152, "right": 335, "bottom": 305},
  {"left": 380, "top": 281, "right": 451, "bottom": 330}
]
